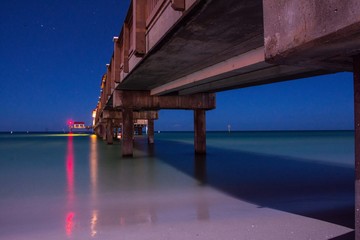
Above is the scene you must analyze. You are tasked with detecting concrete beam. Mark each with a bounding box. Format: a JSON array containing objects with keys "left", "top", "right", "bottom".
[
  {"left": 264, "top": 0, "right": 360, "bottom": 70},
  {"left": 179, "top": 65, "right": 323, "bottom": 95},
  {"left": 102, "top": 109, "right": 159, "bottom": 119},
  {"left": 151, "top": 47, "right": 266, "bottom": 95},
  {"left": 103, "top": 110, "right": 122, "bottom": 119},
  {"left": 113, "top": 90, "right": 216, "bottom": 110}
]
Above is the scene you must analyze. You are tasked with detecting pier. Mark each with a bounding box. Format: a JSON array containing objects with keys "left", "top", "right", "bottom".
[
  {"left": 67, "top": 121, "right": 92, "bottom": 132},
  {"left": 93, "top": 0, "right": 360, "bottom": 156},
  {"left": 92, "top": 0, "right": 360, "bottom": 236}
]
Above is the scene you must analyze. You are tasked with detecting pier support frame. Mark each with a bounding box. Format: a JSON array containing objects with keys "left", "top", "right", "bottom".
[
  {"left": 122, "top": 109, "right": 134, "bottom": 157},
  {"left": 106, "top": 119, "right": 113, "bottom": 145},
  {"left": 354, "top": 55, "right": 360, "bottom": 240},
  {"left": 113, "top": 90, "right": 215, "bottom": 156},
  {"left": 194, "top": 109, "right": 206, "bottom": 154},
  {"left": 148, "top": 119, "right": 154, "bottom": 144}
]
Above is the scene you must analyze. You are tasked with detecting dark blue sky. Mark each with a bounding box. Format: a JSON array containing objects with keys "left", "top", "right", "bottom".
[{"left": 0, "top": 1, "right": 355, "bottom": 131}]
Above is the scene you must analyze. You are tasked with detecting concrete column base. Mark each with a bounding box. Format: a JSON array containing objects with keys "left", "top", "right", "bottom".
[
  {"left": 106, "top": 119, "right": 113, "bottom": 145},
  {"left": 137, "top": 126, "right": 143, "bottom": 135},
  {"left": 122, "top": 109, "right": 134, "bottom": 157},
  {"left": 101, "top": 124, "right": 106, "bottom": 141},
  {"left": 194, "top": 109, "right": 206, "bottom": 154},
  {"left": 148, "top": 119, "right": 154, "bottom": 144}
]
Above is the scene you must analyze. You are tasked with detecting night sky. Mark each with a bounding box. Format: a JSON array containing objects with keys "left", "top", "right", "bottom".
[{"left": 0, "top": 0, "right": 355, "bottom": 132}]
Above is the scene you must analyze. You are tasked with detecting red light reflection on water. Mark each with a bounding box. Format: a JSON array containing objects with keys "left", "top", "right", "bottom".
[
  {"left": 65, "top": 135, "right": 75, "bottom": 236},
  {"left": 65, "top": 212, "right": 75, "bottom": 236},
  {"left": 66, "top": 135, "right": 74, "bottom": 202}
]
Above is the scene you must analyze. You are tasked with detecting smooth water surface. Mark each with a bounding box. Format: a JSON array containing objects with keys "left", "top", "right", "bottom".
[{"left": 0, "top": 131, "right": 355, "bottom": 239}]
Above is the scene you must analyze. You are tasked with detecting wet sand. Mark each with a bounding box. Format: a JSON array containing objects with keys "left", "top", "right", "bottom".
[{"left": 0, "top": 132, "right": 355, "bottom": 239}]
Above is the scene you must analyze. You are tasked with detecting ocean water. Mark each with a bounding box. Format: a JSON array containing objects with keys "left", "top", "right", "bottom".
[{"left": 0, "top": 131, "right": 355, "bottom": 239}]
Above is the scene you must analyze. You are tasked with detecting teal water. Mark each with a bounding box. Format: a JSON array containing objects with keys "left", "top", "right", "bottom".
[{"left": 0, "top": 131, "right": 354, "bottom": 239}]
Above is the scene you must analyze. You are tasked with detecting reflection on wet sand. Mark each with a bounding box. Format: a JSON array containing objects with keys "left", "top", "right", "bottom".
[
  {"left": 65, "top": 212, "right": 75, "bottom": 237},
  {"left": 66, "top": 134, "right": 74, "bottom": 203},
  {"left": 89, "top": 134, "right": 98, "bottom": 203},
  {"left": 89, "top": 135, "right": 98, "bottom": 237},
  {"left": 90, "top": 210, "right": 98, "bottom": 237},
  {"left": 357, "top": 180, "right": 360, "bottom": 240},
  {"left": 56, "top": 135, "right": 352, "bottom": 239},
  {"left": 194, "top": 154, "right": 207, "bottom": 184},
  {"left": 65, "top": 134, "right": 75, "bottom": 237},
  {"left": 194, "top": 154, "right": 210, "bottom": 220}
]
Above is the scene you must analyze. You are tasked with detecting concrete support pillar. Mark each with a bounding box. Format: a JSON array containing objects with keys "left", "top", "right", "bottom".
[
  {"left": 94, "top": 127, "right": 100, "bottom": 138},
  {"left": 138, "top": 126, "right": 143, "bottom": 135},
  {"left": 101, "top": 124, "right": 106, "bottom": 141},
  {"left": 194, "top": 109, "right": 206, "bottom": 154},
  {"left": 122, "top": 109, "right": 134, "bottom": 157},
  {"left": 106, "top": 119, "right": 113, "bottom": 145},
  {"left": 113, "top": 127, "right": 117, "bottom": 139},
  {"left": 354, "top": 55, "right": 360, "bottom": 240},
  {"left": 148, "top": 119, "right": 154, "bottom": 144}
]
